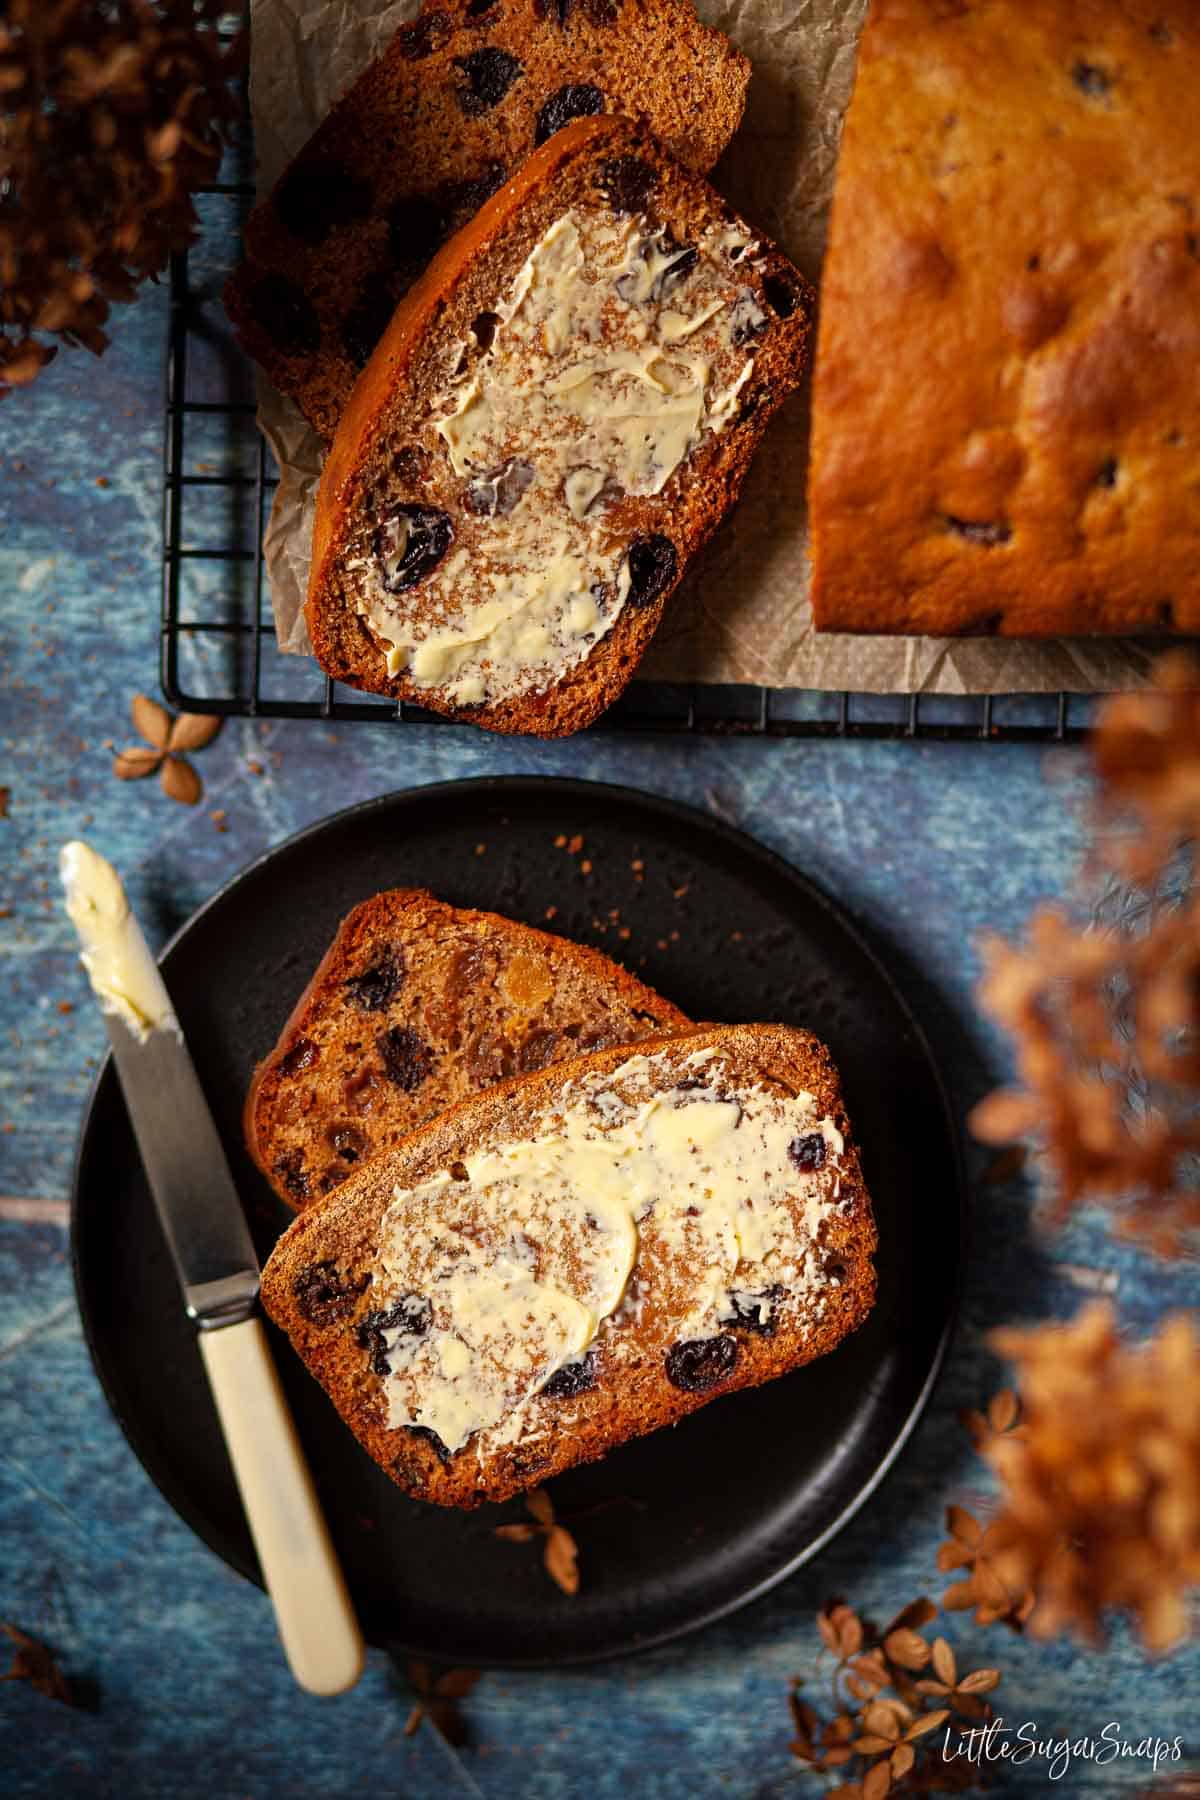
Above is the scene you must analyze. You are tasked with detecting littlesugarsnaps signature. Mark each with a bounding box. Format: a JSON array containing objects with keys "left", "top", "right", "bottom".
[{"left": 942, "top": 1718, "right": 1183, "bottom": 1783}]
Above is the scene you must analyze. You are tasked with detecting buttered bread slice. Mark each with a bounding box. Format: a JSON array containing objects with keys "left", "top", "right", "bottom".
[
  {"left": 307, "top": 117, "right": 814, "bottom": 735},
  {"left": 260, "top": 1024, "right": 877, "bottom": 1508}
]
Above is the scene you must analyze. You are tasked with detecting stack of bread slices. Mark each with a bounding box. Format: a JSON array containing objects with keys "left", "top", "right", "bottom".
[
  {"left": 226, "top": 0, "right": 815, "bottom": 734},
  {"left": 255, "top": 888, "right": 877, "bottom": 1507}
]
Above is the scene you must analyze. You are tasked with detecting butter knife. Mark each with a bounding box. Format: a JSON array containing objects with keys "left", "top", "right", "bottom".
[{"left": 61, "top": 841, "right": 364, "bottom": 1697}]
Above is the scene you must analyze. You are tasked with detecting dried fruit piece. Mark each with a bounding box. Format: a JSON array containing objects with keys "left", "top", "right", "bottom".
[
  {"left": 344, "top": 946, "right": 406, "bottom": 1011},
  {"left": 535, "top": 84, "right": 604, "bottom": 146},
  {"left": 464, "top": 458, "right": 535, "bottom": 517},
  {"left": 273, "top": 1149, "right": 310, "bottom": 1201},
  {"left": 665, "top": 1334, "right": 739, "bottom": 1391},
  {"left": 327, "top": 1123, "right": 368, "bottom": 1162},
  {"left": 396, "top": 10, "right": 454, "bottom": 58},
  {"left": 377, "top": 1025, "right": 434, "bottom": 1090},
  {"left": 357, "top": 1293, "right": 433, "bottom": 1376},
  {"left": 453, "top": 47, "right": 523, "bottom": 116},
  {"left": 724, "top": 1286, "right": 786, "bottom": 1334},
  {"left": 598, "top": 155, "right": 658, "bottom": 216},
  {"left": 275, "top": 157, "right": 371, "bottom": 244},
  {"left": 729, "top": 289, "right": 768, "bottom": 346},
  {"left": 387, "top": 195, "right": 451, "bottom": 272},
  {"left": 541, "top": 1352, "right": 597, "bottom": 1398},
  {"left": 789, "top": 1133, "right": 827, "bottom": 1172},
  {"left": 292, "top": 1259, "right": 370, "bottom": 1326},
  {"left": 374, "top": 505, "right": 454, "bottom": 592},
  {"left": 248, "top": 273, "right": 320, "bottom": 355},
  {"left": 447, "top": 163, "right": 508, "bottom": 217},
  {"left": 624, "top": 534, "right": 678, "bottom": 609},
  {"left": 518, "top": 1027, "right": 561, "bottom": 1072},
  {"left": 279, "top": 1037, "right": 320, "bottom": 1077}
]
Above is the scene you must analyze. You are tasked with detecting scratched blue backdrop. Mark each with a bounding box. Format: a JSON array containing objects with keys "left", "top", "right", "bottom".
[{"left": 1, "top": 194, "right": 1197, "bottom": 1798}]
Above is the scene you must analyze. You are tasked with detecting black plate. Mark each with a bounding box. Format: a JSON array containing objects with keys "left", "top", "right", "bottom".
[{"left": 71, "top": 777, "right": 964, "bottom": 1667}]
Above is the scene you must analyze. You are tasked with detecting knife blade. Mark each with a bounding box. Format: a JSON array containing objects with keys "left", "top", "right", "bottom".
[
  {"left": 60, "top": 840, "right": 258, "bottom": 1324},
  {"left": 61, "top": 840, "right": 364, "bottom": 1695}
]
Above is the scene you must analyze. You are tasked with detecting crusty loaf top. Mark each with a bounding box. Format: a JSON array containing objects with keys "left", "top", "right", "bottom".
[
  {"left": 307, "top": 116, "right": 813, "bottom": 734},
  {"left": 810, "top": 0, "right": 1200, "bottom": 638},
  {"left": 224, "top": 0, "right": 750, "bottom": 438},
  {"left": 261, "top": 1023, "right": 877, "bottom": 1507},
  {"left": 244, "top": 885, "right": 689, "bottom": 1210}
]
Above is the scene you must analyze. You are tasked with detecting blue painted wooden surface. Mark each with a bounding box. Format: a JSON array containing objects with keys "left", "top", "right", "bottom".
[{"left": 2, "top": 234, "right": 1197, "bottom": 1797}]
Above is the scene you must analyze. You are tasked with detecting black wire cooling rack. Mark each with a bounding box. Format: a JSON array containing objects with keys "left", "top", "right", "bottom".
[{"left": 162, "top": 178, "right": 1095, "bottom": 741}]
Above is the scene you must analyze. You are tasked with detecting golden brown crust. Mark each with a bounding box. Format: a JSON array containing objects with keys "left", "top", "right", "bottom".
[
  {"left": 224, "top": 0, "right": 750, "bottom": 438},
  {"left": 809, "top": 0, "right": 1200, "bottom": 638},
  {"left": 260, "top": 1023, "right": 878, "bottom": 1508},
  {"left": 245, "top": 886, "right": 689, "bottom": 1209},
  {"left": 307, "top": 115, "right": 814, "bottom": 735}
]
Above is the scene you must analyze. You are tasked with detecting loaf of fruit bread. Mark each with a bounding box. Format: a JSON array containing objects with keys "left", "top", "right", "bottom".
[
  {"left": 260, "top": 1023, "right": 877, "bottom": 1508},
  {"left": 245, "top": 886, "right": 689, "bottom": 1210},
  {"left": 306, "top": 115, "right": 814, "bottom": 734},
  {"left": 224, "top": 0, "right": 750, "bottom": 438},
  {"left": 809, "top": 0, "right": 1200, "bottom": 637}
]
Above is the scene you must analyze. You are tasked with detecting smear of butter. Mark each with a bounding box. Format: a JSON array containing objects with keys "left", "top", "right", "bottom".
[
  {"left": 357, "top": 207, "right": 770, "bottom": 707},
  {"left": 371, "top": 1048, "right": 845, "bottom": 1454},
  {"left": 59, "top": 841, "right": 178, "bottom": 1041}
]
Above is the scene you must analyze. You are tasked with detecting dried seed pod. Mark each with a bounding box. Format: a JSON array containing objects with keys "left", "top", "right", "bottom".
[
  {"left": 131, "top": 694, "right": 171, "bottom": 749},
  {"left": 167, "top": 712, "right": 222, "bottom": 752},
  {"left": 160, "top": 755, "right": 202, "bottom": 805},
  {"left": 113, "top": 746, "right": 162, "bottom": 780}
]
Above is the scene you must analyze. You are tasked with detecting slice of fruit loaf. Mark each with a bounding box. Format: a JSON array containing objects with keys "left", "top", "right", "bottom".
[
  {"left": 245, "top": 887, "right": 689, "bottom": 1210},
  {"left": 224, "top": 0, "right": 751, "bottom": 438},
  {"left": 307, "top": 116, "right": 814, "bottom": 734},
  {"left": 260, "top": 1023, "right": 877, "bottom": 1508}
]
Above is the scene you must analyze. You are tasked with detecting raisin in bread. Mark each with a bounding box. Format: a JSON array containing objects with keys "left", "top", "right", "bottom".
[
  {"left": 307, "top": 116, "right": 814, "bottom": 735},
  {"left": 224, "top": 0, "right": 750, "bottom": 438},
  {"left": 245, "top": 887, "right": 688, "bottom": 1210},
  {"left": 809, "top": 0, "right": 1200, "bottom": 638},
  {"left": 260, "top": 1023, "right": 877, "bottom": 1508}
]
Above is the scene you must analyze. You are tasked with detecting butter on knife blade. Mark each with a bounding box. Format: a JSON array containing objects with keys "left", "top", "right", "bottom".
[
  {"left": 58, "top": 837, "right": 365, "bottom": 1696},
  {"left": 59, "top": 840, "right": 179, "bottom": 1041}
]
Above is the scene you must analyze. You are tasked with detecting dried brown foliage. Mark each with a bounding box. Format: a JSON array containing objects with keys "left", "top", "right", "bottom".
[
  {"left": 789, "top": 1599, "right": 1000, "bottom": 1795},
  {"left": 112, "top": 694, "right": 220, "bottom": 805},
  {"left": 1, "top": 2, "right": 242, "bottom": 394},
  {"left": 968, "top": 1303, "right": 1200, "bottom": 1652},
  {"left": 971, "top": 652, "right": 1200, "bottom": 1255},
  {"left": 403, "top": 1662, "right": 482, "bottom": 1745},
  {"left": 0, "top": 1624, "right": 74, "bottom": 1705},
  {"left": 494, "top": 1485, "right": 580, "bottom": 1595}
]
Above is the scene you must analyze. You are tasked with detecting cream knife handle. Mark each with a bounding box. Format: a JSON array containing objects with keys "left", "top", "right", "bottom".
[{"left": 199, "top": 1317, "right": 365, "bottom": 1696}]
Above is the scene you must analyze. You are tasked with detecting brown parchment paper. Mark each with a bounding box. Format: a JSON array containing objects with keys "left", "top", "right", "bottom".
[{"left": 251, "top": 0, "right": 1156, "bottom": 693}]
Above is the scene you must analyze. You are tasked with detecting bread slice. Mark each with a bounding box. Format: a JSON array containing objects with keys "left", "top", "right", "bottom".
[
  {"left": 260, "top": 1023, "right": 877, "bottom": 1508},
  {"left": 306, "top": 116, "right": 814, "bottom": 735},
  {"left": 245, "top": 887, "right": 689, "bottom": 1210},
  {"left": 224, "top": 0, "right": 750, "bottom": 439}
]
